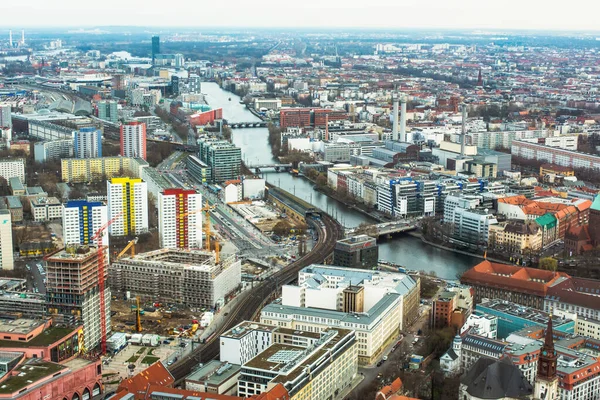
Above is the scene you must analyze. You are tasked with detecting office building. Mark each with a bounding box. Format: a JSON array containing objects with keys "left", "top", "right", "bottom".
[
  {"left": 198, "top": 138, "right": 241, "bottom": 183},
  {"left": 73, "top": 127, "right": 102, "bottom": 158},
  {"left": 444, "top": 194, "right": 497, "bottom": 247},
  {"left": 97, "top": 100, "right": 118, "bottom": 124},
  {"left": 261, "top": 265, "right": 419, "bottom": 364},
  {"left": 62, "top": 200, "right": 109, "bottom": 247},
  {"left": 110, "top": 249, "right": 241, "bottom": 309},
  {"left": 0, "top": 210, "right": 14, "bottom": 270},
  {"left": 33, "top": 139, "right": 74, "bottom": 162},
  {"left": 45, "top": 245, "right": 111, "bottom": 350},
  {"left": 30, "top": 196, "right": 62, "bottom": 222},
  {"left": 120, "top": 121, "right": 147, "bottom": 160},
  {"left": 107, "top": 177, "right": 148, "bottom": 236},
  {"left": 158, "top": 188, "right": 202, "bottom": 250},
  {"left": 220, "top": 321, "right": 358, "bottom": 399},
  {"left": 460, "top": 260, "right": 569, "bottom": 309},
  {"left": 0, "top": 158, "right": 25, "bottom": 183},
  {"left": 184, "top": 360, "right": 241, "bottom": 395},
  {"left": 544, "top": 276, "right": 600, "bottom": 321},
  {"left": 0, "top": 290, "right": 45, "bottom": 318},
  {"left": 188, "top": 74, "right": 201, "bottom": 93},
  {"left": 333, "top": 235, "right": 378, "bottom": 268},
  {"left": 151, "top": 36, "right": 160, "bottom": 61},
  {"left": 61, "top": 157, "right": 148, "bottom": 183}
]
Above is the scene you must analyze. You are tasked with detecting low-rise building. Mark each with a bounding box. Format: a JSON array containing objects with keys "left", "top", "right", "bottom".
[
  {"left": 30, "top": 196, "right": 62, "bottom": 221},
  {"left": 185, "top": 360, "right": 240, "bottom": 395},
  {"left": 333, "top": 235, "right": 378, "bottom": 269}
]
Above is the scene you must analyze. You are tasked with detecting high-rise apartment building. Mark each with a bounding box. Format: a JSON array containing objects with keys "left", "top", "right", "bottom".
[
  {"left": 73, "top": 127, "right": 102, "bottom": 159},
  {"left": 62, "top": 200, "right": 109, "bottom": 247},
  {"left": 97, "top": 100, "right": 118, "bottom": 124},
  {"left": 0, "top": 105, "right": 12, "bottom": 128},
  {"left": 0, "top": 210, "right": 14, "bottom": 270},
  {"left": 45, "top": 246, "right": 111, "bottom": 350},
  {"left": 107, "top": 178, "right": 148, "bottom": 236},
  {"left": 120, "top": 121, "right": 147, "bottom": 160},
  {"left": 158, "top": 188, "right": 202, "bottom": 249}
]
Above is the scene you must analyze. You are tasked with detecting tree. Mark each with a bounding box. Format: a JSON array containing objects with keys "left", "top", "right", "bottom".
[
  {"left": 272, "top": 221, "right": 293, "bottom": 237},
  {"left": 539, "top": 257, "right": 558, "bottom": 271},
  {"left": 315, "top": 174, "right": 327, "bottom": 188}
]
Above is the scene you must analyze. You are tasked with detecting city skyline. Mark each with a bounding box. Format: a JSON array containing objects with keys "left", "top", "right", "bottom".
[{"left": 3, "top": 0, "right": 600, "bottom": 32}]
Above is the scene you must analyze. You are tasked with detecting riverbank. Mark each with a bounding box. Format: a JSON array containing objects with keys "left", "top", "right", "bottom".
[{"left": 407, "top": 231, "right": 506, "bottom": 265}]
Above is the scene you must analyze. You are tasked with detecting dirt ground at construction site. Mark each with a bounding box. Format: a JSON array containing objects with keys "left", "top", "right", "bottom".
[{"left": 110, "top": 297, "right": 203, "bottom": 337}]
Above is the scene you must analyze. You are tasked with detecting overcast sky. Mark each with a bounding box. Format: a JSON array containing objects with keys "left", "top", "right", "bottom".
[{"left": 2, "top": 0, "right": 600, "bottom": 32}]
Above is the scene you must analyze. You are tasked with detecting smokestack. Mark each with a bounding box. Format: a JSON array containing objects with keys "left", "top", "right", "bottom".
[
  {"left": 392, "top": 92, "right": 399, "bottom": 141},
  {"left": 21, "top": 29, "right": 24, "bottom": 45},
  {"left": 460, "top": 103, "right": 467, "bottom": 157},
  {"left": 325, "top": 114, "right": 329, "bottom": 142},
  {"left": 400, "top": 94, "right": 407, "bottom": 142},
  {"left": 9, "top": 30, "right": 12, "bottom": 47}
]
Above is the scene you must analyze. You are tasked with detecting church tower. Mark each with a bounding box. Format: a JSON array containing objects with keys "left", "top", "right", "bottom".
[{"left": 534, "top": 316, "right": 559, "bottom": 400}]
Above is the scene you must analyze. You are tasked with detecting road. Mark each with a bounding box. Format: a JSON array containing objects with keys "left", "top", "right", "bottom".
[{"left": 26, "top": 260, "right": 46, "bottom": 294}]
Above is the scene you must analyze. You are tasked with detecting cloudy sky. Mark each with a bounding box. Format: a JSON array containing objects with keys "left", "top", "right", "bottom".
[{"left": 2, "top": 0, "right": 600, "bottom": 31}]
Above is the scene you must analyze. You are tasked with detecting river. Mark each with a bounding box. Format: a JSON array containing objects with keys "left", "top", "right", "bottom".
[{"left": 201, "top": 82, "right": 478, "bottom": 279}]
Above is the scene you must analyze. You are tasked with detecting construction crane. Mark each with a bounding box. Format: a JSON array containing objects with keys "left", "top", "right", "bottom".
[
  {"left": 90, "top": 211, "right": 123, "bottom": 355},
  {"left": 135, "top": 296, "right": 142, "bottom": 333},
  {"left": 117, "top": 237, "right": 138, "bottom": 260}
]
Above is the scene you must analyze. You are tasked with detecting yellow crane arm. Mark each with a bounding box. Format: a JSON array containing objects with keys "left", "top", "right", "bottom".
[{"left": 117, "top": 237, "right": 138, "bottom": 260}]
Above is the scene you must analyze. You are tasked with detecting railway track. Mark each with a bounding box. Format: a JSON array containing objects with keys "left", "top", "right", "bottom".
[{"left": 168, "top": 212, "right": 343, "bottom": 381}]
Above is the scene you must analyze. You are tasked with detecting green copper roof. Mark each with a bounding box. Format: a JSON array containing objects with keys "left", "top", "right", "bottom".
[
  {"left": 591, "top": 195, "right": 600, "bottom": 211},
  {"left": 536, "top": 213, "right": 557, "bottom": 228}
]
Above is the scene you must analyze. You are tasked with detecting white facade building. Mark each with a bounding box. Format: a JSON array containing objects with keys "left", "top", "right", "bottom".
[
  {"left": 0, "top": 158, "right": 25, "bottom": 183},
  {"left": 62, "top": 200, "right": 109, "bottom": 247},
  {"left": 158, "top": 189, "right": 202, "bottom": 250},
  {"left": 0, "top": 210, "right": 14, "bottom": 270},
  {"left": 73, "top": 127, "right": 102, "bottom": 159},
  {"left": 106, "top": 178, "right": 148, "bottom": 236},
  {"left": 120, "top": 122, "right": 146, "bottom": 160}
]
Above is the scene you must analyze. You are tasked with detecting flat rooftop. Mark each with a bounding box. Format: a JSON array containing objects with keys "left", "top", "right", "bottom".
[
  {"left": 0, "top": 325, "right": 76, "bottom": 347},
  {"left": 479, "top": 299, "right": 572, "bottom": 327},
  {"left": 0, "top": 318, "right": 45, "bottom": 336},
  {"left": 0, "top": 278, "right": 26, "bottom": 291},
  {"left": 222, "top": 321, "right": 278, "bottom": 339},
  {"left": 0, "top": 360, "right": 65, "bottom": 394},
  {"left": 185, "top": 360, "right": 240, "bottom": 386},
  {"left": 46, "top": 246, "right": 98, "bottom": 262}
]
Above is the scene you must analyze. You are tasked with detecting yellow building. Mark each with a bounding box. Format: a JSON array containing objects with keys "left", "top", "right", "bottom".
[
  {"left": 107, "top": 177, "right": 148, "bottom": 236},
  {"left": 489, "top": 220, "right": 542, "bottom": 253},
  {"left": 540, "top": 163, "right": 575, "bottom": 177},
  {"left": 61, "top": 157, "right": 148, "bottom": 183}
]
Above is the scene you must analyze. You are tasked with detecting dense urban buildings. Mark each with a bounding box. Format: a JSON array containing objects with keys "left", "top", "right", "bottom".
[{"left": 198, "top": 138, "right": 242, "bottom": 182}]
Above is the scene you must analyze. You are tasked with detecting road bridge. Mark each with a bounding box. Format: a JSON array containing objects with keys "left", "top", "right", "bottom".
[
  {"left": 348, "top": 219, "right": 419, "bottom": 238},
  {"left": 246, "top": 163, "right": 292, "bottom": 173},
  {"left": 228, "top": 121, "right": 268, "bottom": 129}
]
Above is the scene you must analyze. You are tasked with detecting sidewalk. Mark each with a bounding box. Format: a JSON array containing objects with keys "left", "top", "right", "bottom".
[{"left": 335, "top": 373, "right": 364, "bottom": 400}]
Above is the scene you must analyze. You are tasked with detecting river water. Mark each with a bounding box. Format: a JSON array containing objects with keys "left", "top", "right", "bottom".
[{"left": 202, "top": 82, "right": 477, "bottom": 278}]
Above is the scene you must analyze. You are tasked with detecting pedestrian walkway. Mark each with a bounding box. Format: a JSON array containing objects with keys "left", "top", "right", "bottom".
[{"left": 336, "top": 373, "right": 364, "bottom": 400}]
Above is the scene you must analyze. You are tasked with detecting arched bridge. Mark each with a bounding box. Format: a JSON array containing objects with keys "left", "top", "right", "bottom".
[
  {"left": 246, "top": 163, "right": 292, "bottom": 173},
  {"left": 228, "top": 121, "right": 268, "bottom": 129}
]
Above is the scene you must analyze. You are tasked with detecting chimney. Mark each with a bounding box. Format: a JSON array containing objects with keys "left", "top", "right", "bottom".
[
  {"left": 392, "top": 92, "right": 399, "bottom": 141},
  {"left": 400, "top": 94, "right": 407, "bottom": 142},
  {"left": 325, "top": 114, "right": 329, "bottom": 142},
  {"left": 8, "top": 30, "right": 12, "bottom": 48},
  {"left": 460, "top": 103, "right": 467, "bottom": 157},
  {"left": 21, "top": 29, "right": 24, "bottom": 45}
]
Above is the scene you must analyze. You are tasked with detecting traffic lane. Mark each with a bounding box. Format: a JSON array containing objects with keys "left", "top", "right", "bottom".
[{"left": 27, "top": 261, "right": 46, "bottom": 294}]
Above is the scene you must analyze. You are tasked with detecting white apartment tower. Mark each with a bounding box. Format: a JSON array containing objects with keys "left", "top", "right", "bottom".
[
  {"left": 120, "top": 121, "right": 147, "bottom": 160},
  {"left": 62, "top": 200, "right": 109, "bottom": 247},
  {"left": 107, "top": 178, "right": 148, "bottom": 236},
  {"left": 73, "top": 127, "right": 102, "bottom": 158},
  {"left": 0, "top": 210, "right": 14, "bottom": 270},
  {"left": 158, "top": 188, "right": 202, "bottom": 249}
]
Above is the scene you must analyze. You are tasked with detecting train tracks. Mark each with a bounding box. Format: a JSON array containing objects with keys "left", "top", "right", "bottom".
[{"left": 168, "top": 212, "right": 343, "bottom": 381}]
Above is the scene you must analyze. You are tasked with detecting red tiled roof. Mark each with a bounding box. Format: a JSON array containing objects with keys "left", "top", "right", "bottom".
[
  {"left": 251, "top": 384, "right": 290, "bottom": 400},
  {"left": 117, "top": 362, "right": 174, "bottom": 399},
  {"left": 461, "top": 260, "right": 569, "bottom": 297},
  {"left": 547, "top": 277, "right": 600, "bottom": 310}
]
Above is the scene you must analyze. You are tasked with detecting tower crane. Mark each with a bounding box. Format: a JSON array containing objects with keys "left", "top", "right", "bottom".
[
  {"left": 90, "top": 211, "right": 123, "bottom": 355},
  {"left": 117, "top": 237, "right": 138, "bottom": 260},
  {"left": 135, "top": 296, "right": 142, "bottom": 333},
  {"left": 179, "top": 200, "right": 219, "bottom": 261}
]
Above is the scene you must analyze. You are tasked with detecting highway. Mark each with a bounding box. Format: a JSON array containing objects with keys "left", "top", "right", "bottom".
[{"left": 167, "top": 209, "right": 343, "bottom": 382}]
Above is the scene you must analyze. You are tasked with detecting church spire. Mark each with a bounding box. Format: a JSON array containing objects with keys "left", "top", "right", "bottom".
[{"left": 534, "top": 315, "right": 559, "bottom": 399}]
